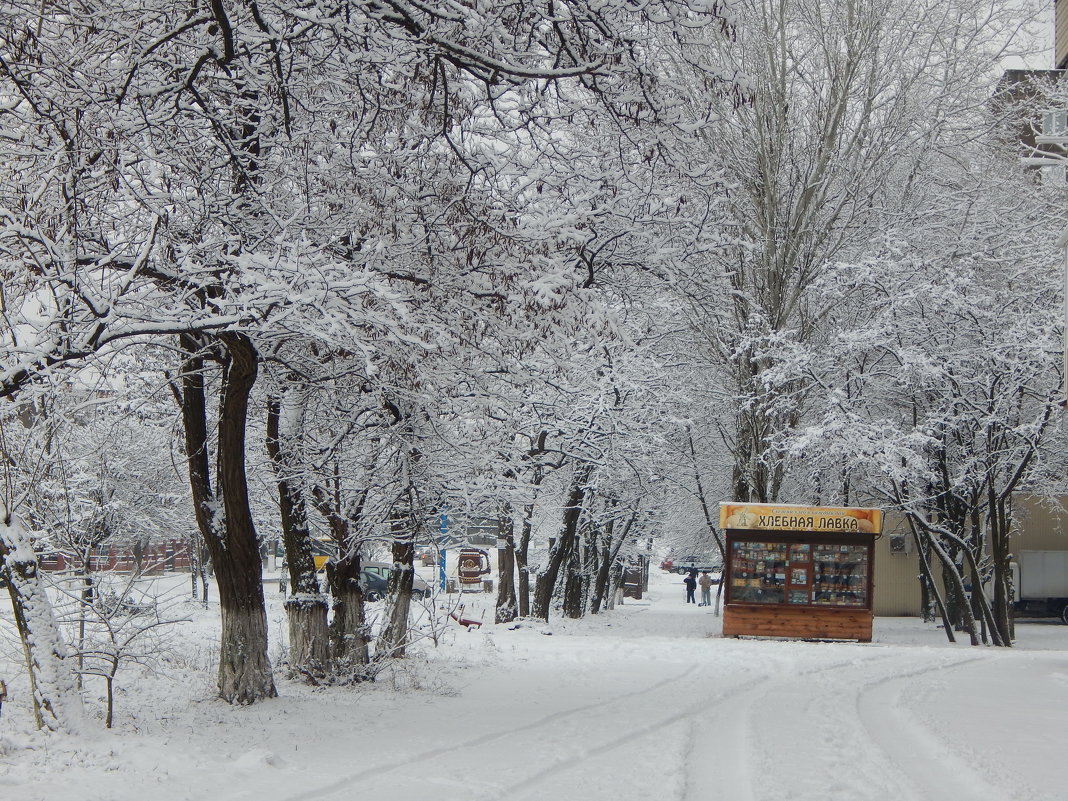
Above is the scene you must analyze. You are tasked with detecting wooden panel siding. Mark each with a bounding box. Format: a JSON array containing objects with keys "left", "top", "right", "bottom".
[{"left": 723, "top": 605, "right": 873, "bottom": 642}]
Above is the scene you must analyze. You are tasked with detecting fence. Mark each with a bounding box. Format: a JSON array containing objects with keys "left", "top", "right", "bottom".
[{"left": 38, "top": 540, "right": 192, "bottom": 574}]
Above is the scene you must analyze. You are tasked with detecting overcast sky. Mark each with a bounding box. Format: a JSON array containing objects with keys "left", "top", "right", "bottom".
[{"left": 1001, "top": 0, "right": 1055, "bottom": 70}]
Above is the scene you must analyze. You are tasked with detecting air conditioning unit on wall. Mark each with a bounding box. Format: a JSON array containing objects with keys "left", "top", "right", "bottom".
[{"left": 888, "top": 534, "right": 912, "bottom": 555}]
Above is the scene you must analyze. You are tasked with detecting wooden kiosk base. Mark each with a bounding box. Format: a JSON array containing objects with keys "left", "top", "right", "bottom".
[{"left": 723, "top": 604, "right": 872, "bottom": 642}]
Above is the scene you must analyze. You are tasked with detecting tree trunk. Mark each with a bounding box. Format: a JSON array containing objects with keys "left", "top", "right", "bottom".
[
  {"left": 179, "top": 333, "right": 276, "bottom": 703},
  {"left": 687, "top": 428, "right": 726, "bottom": 567},
  {"left": 604, "top": 561, "right": 622, "bottom": 610},
  {"left": 961, "top": 539, "right": 1005, "bottom": 647},
  {"left": 532, "top": 465, "right": 590, "bottom": 621},
  {"left": 189, "top": 532, "right": 210, "bottom": 606},
  {"left": 925, "top": 528, "right": 979, "bottom": 646},
  {"left": 75, "top": 564, "right": 93, "bottom": 689},
  {"left": 495, "top": 512, "right": 518, "bottom": 624},
  {"left": 265, "top": 397, "right": 321, "bottom": 595},
  {"left": 988, "top": 492, "right": 1013, "bottom": 645},
  {"left": 594, "top": 513, "right": 634, "bottom": 614},
  {"left": 562, "top": 546, "right": 584, "bottom": 619},
  {"left": 590, "top": 539, "right": 613, "bottom": 614},
  {"left": 284, "top": 596, "right": 330, "bottom": 678},
  {"left": 313, "top": 481, "right": 371, "bottom": 672},
  {"left": 1, "top": 516, "right": 84, "bottom": 732},
  {"left": 215, "top": 333, "right": 277, "bottom": 701},
  {"left": 516, "top": 503, "right": 534, "bottom": 617},
  {"left": 908, "top": 520, "right": 955, "bottom": 642},
  {"left": 266, "top": 395, "right": 329, "bottom": 676},
  {"left": 377, "top": 517, "right": 415, "bottom": 659},
  {"left": 329, "top": 559, "right": 371, "bottom": 672}
]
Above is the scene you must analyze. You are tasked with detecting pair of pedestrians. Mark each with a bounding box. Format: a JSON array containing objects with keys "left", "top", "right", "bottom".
[{"left": 683, "top": 570, "right": 715, "bottom": 605}]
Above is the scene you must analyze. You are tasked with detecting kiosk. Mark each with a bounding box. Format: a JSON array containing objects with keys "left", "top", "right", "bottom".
[{"left": 720, "top": 502, "right": 881, "bottom": 642}]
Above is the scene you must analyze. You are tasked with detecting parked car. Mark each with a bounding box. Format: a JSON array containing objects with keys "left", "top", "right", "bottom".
[
  {"left": 674, "top": 555, "right": 720, "bottom": 574},
  {"left": 660, "top": 558, "right": 674, "bottom": 571},
  {"left": 414, "top": 546, "right": 437, "bottom": 567},
  {"left": 361, "top": 561, "right": 433, "bottom": 602}
]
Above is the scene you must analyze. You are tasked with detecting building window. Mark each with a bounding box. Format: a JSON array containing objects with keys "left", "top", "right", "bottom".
[
  {"left": 1042, "top": 110, "right": 1068, "bottom": 137},
  {"left": 1041, "top": 164, "right": 1068, "bottom": 185}
]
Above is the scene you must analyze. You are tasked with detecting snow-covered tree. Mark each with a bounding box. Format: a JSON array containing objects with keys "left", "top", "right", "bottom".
[
  {"left": 0, "top": 503, "right": 84, "bottom": 731},
  {"left": 1, "top": 0, "right": 738, "bottom": 702},
  {"left": 663, "top": 0, "right": 1039, "bottom": 504},
  {"left": 789, "top": 137, "right": 1065, "bottom": 645}
]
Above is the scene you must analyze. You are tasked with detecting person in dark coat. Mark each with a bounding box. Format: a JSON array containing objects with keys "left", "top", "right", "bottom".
[{"left": 683, "top": 570, "right": 697, "bottom": 604}]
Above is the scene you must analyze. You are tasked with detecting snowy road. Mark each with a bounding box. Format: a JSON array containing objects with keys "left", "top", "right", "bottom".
[
  {"left": 291, "top": 649, "right": 1051, "bottom": 801},
  {"left": 8, "top": 568, "right": 1068, "bottom": 801},
  {"left": 274, "top": 570, "right": 1068, "bottom": 801},
  {"left": 693, "top": 649, "right": 991, "bottom": 801}
]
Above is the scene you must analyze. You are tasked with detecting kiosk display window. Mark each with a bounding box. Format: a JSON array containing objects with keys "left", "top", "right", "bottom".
[
  {"left": 729, "top": 541, "right": 786, "bottom": 604},
  {"left": 811, "top": 543, "right": 869, "bottom": 607},
  {"left": 727, "top": 537, "right": 871, "bottom": 609}
]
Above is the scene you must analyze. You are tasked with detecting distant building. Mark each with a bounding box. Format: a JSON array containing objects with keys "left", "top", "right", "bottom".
[
  {"left": 994, "top": 69, "right": 1067, "bottom": 181},
  {"left": 874, "top": 496, "right": 1068, "bottom": 619}
]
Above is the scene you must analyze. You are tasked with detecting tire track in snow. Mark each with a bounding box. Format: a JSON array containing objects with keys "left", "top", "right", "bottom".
[
  {"left": 677, "top": 650, "right": 908, "bottom": 801},
  {"left": 482, "top": 674, "right": 764, "bottom": 801},
  {"left": 856, "top": 655, "right": 1023, "bottom": 801},
  {"left": 485, "top": 652, "right": 896, "bottom": 801},
  {"left": 281, "top": 644, "right": 990, "bottom": 801},
  {"left": 276, "top": 661, "right": 704, "bottom": 801},
  {"left": 681, "top": 650, "right": 987, "bottom": 801},
  {"left": 680, "top": 662, "right": 760, "bottom": 801}
]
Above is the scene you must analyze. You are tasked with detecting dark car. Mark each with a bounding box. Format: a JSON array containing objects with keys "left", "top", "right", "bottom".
[
  {"left": 414, "top": 546, "right": 437, "bottom": 567},
  {"left": 361, "top": 561, "right": 433, "bottom": 602},
  {"left": 674, "top": 555, "right": 720, "bottom": 574}
]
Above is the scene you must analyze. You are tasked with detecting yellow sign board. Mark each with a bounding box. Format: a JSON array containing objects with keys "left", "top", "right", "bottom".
[{"left": 719, "top": 503, "right": 881, "bottom": 534}]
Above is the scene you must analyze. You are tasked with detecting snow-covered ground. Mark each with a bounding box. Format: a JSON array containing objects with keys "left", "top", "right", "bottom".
[{"left": 3, "top": 566, "right": 1068, "bottom": 801}]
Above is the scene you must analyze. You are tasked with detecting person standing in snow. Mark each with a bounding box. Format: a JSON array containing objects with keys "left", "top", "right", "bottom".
[
  {"left": 698, "top": 571, "right": 713, "bottom": 606},
  {"left": 683, "top": 570, "right": 697, "bottom": 604}
]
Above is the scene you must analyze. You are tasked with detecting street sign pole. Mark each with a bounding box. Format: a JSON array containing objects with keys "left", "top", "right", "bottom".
[{"left": 438, "top": 512, "right": 448, "bottom": 592}]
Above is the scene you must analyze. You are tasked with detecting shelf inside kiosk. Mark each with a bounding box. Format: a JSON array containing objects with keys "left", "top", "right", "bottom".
[{"left": 729, "top": 539, "right": 869, "bottom": 608}]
